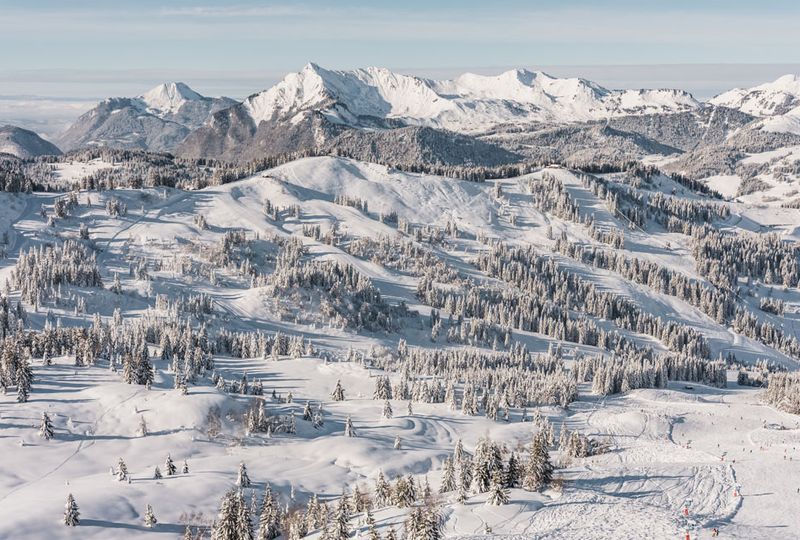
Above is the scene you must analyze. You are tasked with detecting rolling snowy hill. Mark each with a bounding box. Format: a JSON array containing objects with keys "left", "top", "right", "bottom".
[
  {"left": 0, "top": 124, "right": 61, "bottom": 158},
  {"left": 2, "top": 152, "right": 800, "bottom": 539}
]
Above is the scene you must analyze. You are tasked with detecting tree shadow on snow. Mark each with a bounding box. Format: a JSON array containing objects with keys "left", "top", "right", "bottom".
[{"left": 79, "top": 519, "right": 184, "bottom": 533}]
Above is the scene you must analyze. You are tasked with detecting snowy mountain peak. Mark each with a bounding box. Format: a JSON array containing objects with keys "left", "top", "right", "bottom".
[
  {"left": 241, "top": 64, "right": 699, "bottom": 134},
  {"left": 140, "top": 82, "right": 204, "bottom": 115},
  {"left": 710, "top": 74, "right": 800, "bottom": 117}
]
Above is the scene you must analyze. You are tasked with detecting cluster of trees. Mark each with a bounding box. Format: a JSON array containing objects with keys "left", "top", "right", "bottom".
[
  {"left": 693, "top": 228, "right": 800, "bottom": 289},
  {"left": 215, "top": 330, "right": 311, "bottom": 360},
  {"left": 526, "top": 173, "right": 626, "bottom": 248},
  {"left": 419, "top": 243, "right": 708, "bottom": 357},
  {"left": 154, "top": 293, "right": 216, "bottom": 319},
  {"left": 333, "top": 195, "right": 369, "bottom": 214},
  {"left": 372, "top": 343, "right": 578, "bottom": 409},
  {"left": 553, "top": 237, "right": 800, "bottom": 359},
  {"left": 763, "top": 372, "right": 800, "bottom": 414},
  {"left": 555, "top": 238, "right": 736, "bottom": 324},
  {"left": 574, "top": 352, "right": 727, "bottom": 395},
  {"left": 0, "top": 293, "right": 26, "bottom": 338},
  {"left": 241, "top": 398, "right": 302, "bottom": 436},
  {"left": 11, "top": 240, "right": 102, "bottom": 305},
  {"left": 344, "top": 236, "right": 459, "bottom": 284},
  {"left": 0, "top": 337, "right": 33, "bottom": 401},
  {"left": 208, "top": 467, "right": 445, "bottom": 540},
  {"left": 269, "top": 260, "right": 410, "bottom": 332},
  {"left": 105, "top": 196, "right": 128, "bottom": 217},
  {"left": 527, "top": 173, "right": 581, "bottom": 223},
  {"left": 263, "top": 198, "right": 300, "bottom": 223},
  {"left": 301, "top": 223, "right": 340, "bottom": 246},
  {"left": 732, "top": 308, "right": 800, "bottom": 359},
  {"left": 578, "top": 172, "right": 729, "bottom": 234}
]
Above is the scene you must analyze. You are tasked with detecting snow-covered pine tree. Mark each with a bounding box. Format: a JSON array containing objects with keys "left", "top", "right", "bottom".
[
  {"left": 137, "top": 415, "right": 148, "bottom": 437},
  {"left": 487, "top": 471, "right": 509, "bottom": 505},
  {"left": 332, "top": 496, "right": 350, "bottom": 540},
  {"left": 257, "top": 484, "right": 280, "bottom": 540},
  {"left": 522, "top": 432, "right": 553, "bottom": 491},
  {"left": 213, "top": 489, "right": 240, "bottom": 540},
  {"left": 237, "top": 462, "right": 252, "bottom": 488},
  {"left": 505, "top": 452, "right": 520, "bottom": 488},
  {"left": 236, "top": 489, "right": 253, "bottom": 540},
  {"left": 63, "top": 493, "right": 80, "bottom": 526},
  {"left": 365, "top": 507, "right": 379, "bottom": 540},
  {"left": 16, "top": 357, "right": 32, "bottom": 403},
  {"left": 382, "top": 400, "right": 393, "bottom": 420},
  {"left": 374, "top": 470, "right": 391, "bottom": 508},
  {"left": 39, "top": 411, "right": 54, "bottom": 440},
  {"left": 344, "top": 416, "right": 356, "bottom": 437},
  {"left": 144, "top": 504, "right": 157, "bottom": 527},
  {"left": 116, "top": 457, "right": 128, "bottom": 481},
  {"left": 439, "top": 456, "right": 456, "bottom": 493},
  {"left": 331, "top": 380, "right": 345, "bottom": 401}
]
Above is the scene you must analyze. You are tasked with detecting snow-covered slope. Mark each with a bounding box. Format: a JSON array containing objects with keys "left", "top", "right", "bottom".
[
  {"left": 57, "top": 83, "right": 236, "bottom": 152},
  {"left": 3, "top": 154, "right": 800, "bottom": 538},
  {"left": 241, "top": 63, "right": 700, "bottom": 134},
  {"left": 0, "top": 124, "right": 61, "bottom": 158}
]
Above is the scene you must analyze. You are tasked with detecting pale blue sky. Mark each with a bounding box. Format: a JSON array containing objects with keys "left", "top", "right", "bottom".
[{"left": 0, "top": 1, "right": 798, "bottom": 100}]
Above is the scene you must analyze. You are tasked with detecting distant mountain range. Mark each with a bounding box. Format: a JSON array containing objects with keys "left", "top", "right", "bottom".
[{"left": 3, "top": 66, "right": 800, "bottom": 167}]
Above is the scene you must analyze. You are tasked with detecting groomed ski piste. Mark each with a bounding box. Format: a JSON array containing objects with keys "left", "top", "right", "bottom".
[{"left": 1, "top": 156, "right": 800, "bottom": 539}]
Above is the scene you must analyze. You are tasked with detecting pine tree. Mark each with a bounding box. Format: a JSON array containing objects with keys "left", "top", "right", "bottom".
[
  {"left": 344, "top": 416, "right": 356, "bottom": 437},
  {"left": 487, "top": 472, "right": 509, "bottom": 505},
  {"left": 137, "top": 415, "right": 148, "bottom": 437},
  {"left": 16, "top": 357, "right": 32, "bottom": 403},
  {"left": 374, "top": 471, "right": 391, "bottom": 508},
  {"left": 365, "top": 507, "right": 380, "bottom": 540},
  {"left": 144, "top": 504, "right": 158, "bottom": 527},
  {"left": 331, "top": 380, "right": 345, "bottom": 401},
  {"left": 153, "top": 466, "right": 162, "bottom": 479},
  {"left": 165, "top": 454, "right": 177, "bottom": 476},
  {"left": 63, "top": 493, "right": 80, "bottom": 526},
  {"left": 237, "top": 462, "right": 252, "bottom": 488},
  {"left": 382, "top": 400, "right": 393, "bottom": 420},
  {"left": 39, "top": 411, "right": 54, "bottom": 440},
  {"left": 236, "top": 489, "right": 253, "bottom": 540},
  {"left": 213, "top": 489, "right": 240, "bottom": 540},
  {"left": 439, "top": 456, "right": 455, "bottom": 493},
  {"left": 522, "top": 433, "right": 553, "bottom": 491},
  {"left": 393, "top": 435, "right": 401, "bottom": 450},
  {"left": 116, "top": 457, "right": 128, "bottom": 481},
  {"left": 332, "top": 496, "right": 350, "bottom": 540},
  {"left": 392, "top": 476, "right": 414, "bottom": 508},
  {"left": 183, "top": 459, "right": 190, "bottom": 474},
  {"left": 257, "top": 484, "right": 280, "bottom": 540}
]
